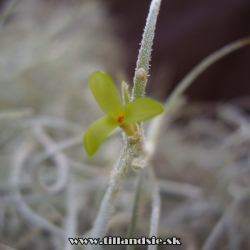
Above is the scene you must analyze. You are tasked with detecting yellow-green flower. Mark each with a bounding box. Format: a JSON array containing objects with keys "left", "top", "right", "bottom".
[{"left": 83, "top": 71, "right": 164, "bottom": 156}]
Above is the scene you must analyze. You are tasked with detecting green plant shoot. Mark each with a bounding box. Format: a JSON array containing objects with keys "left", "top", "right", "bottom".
[{"left": 83, "top": 71, "right": 164, "bottom": 156}]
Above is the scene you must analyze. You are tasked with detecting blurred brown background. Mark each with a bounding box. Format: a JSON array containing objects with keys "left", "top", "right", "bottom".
[{"left": 106, "top": 0, "right": 250, "bottom": 101}]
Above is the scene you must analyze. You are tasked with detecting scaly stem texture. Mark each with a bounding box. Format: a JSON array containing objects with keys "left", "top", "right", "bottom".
[
  {"left": 148, "top": 167, "right": 161, "bottom": 250},
  {"left": 127, "top": 171, "right": 144, "bottom": 250},
  {"left": 88, "top": 1, "right": 162, "bottom": 248},
  {"left": 88, "top": 139, "right": 136, "bottom": 250},
  {"left": 132, "top": 0, "right": 162, "bottom": 100}
]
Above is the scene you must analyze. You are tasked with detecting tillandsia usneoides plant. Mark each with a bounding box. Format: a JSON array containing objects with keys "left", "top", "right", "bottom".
[
  {"left": 83, "top": 0, "right": 250, "bottom": 249},
  {"left": 83, "top": 0, "right": 162, "bottom": 249}
]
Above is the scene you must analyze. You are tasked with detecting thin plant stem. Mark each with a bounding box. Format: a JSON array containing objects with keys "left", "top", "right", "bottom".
[
  {"left": 148, "top": 166, "right": 161, "bottom": 250},
  {"left": 201, "top": 198, "right": 244, "bottom": 250},
  {"left": 25, "top": 115, "right": 83, "bottom": 133},
  {"left": 146, "top": 37, "right": 250, "bottom": 154},
  {"left": 32, "top": 126, "right": 69, "bottom": 193},
  {"left": 0, "top": 243, "right": 17, "bottom": 250},
  {"left": 132, "top": 0, "right": 162, "bottom": 100},
  {"left": 64, "top": 176, "right": 78, "bottom": 250},
  {"left": 165, "top": 37, "right": 250, "bottom": 113},
  {"left": 158, "top": 179, "right": 202, "bottom": 199},
  {"left": 0, "top": 0, "right": 19, "bottom": 30},
  {"left": 31, "top": 132, "right": 82, "bottom": 172},
  {"left": 87, "top": 139, "right": 136, "bottom": 250},
  {"left": 127, "top": 171, "right": 144, "bottom": 250},
  {"left": 0, "top": 108, "right": 33, "bottom": 121}
]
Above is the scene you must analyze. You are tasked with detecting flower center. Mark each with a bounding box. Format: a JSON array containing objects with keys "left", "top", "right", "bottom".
[{"left": 117, "top": 115, "right": 125, "bottom": 123}]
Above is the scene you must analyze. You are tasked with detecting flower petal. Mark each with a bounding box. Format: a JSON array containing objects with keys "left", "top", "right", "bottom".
[
  {"left": 89, "top": 71, "right": 123, "bottom": 117},
  {"left": 123, "top": 97, "right": 164, "bottom": 123},
  {"left": 83, "top": 116, "right": 118, "bottom": 156}
]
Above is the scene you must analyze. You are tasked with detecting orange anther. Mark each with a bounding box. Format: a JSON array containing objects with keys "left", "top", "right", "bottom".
[{"left": 117, "top": 115, "right": 125, "bottom": 123}]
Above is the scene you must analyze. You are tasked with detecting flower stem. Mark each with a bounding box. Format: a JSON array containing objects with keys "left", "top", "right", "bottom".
[
  {"left": 127, "top": 171, "right": 144, "bottom": 250},
  {"left": 87, "top": 139, "right": 136, "bottom": 250},
  {"left": 88, "top": 1, "right": 162, "bottom": 248},
  {"left": 132, "top": 0, "right": 162, "bottom": 100}
]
